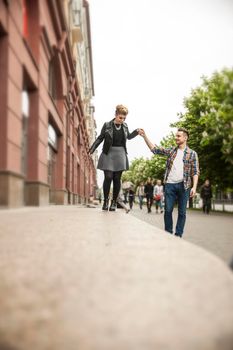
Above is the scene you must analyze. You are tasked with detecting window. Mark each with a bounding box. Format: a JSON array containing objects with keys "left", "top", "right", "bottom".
[
  {"left": 22, "top": 0, "right": 39, "bottom": 62},
  {"left": 22, "top": 91, "right": 29, "bottom": 117},
  {"left": 48, "top": 124, "right": 58, "bottom": 150},
  {"left": 48, "top": 60, "right": 56, "bottom": 99}
]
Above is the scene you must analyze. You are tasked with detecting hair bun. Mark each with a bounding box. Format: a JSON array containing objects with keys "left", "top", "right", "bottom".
[{"left": 115, "top": 104, "right": 128, "bottom": 115}]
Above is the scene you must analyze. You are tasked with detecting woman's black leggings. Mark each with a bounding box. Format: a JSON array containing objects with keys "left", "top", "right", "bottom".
[{"left": 103, "top": 170, "right": 122, "bottom": 201}]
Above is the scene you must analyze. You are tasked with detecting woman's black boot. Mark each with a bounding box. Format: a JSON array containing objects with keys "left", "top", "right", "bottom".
[
  {"left": 109, "top": 200, "right": 117, "bottom": 211},
  {"left": 102, "top": 198, "right": 109, "bottom": 211}
]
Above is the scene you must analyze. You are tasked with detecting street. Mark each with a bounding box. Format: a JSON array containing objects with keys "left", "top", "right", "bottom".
[{"left": 129, "top": 204, "right": 233, "bottom": 264}]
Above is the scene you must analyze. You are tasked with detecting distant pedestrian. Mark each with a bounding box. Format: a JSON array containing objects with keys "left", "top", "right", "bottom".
[
  {"left": 144, "top": 178, "right": 154, "bottom": 213},
  {"left": 136, "top": 182, "right": 144, "bottom": 209},
  {"left": 89, "top": 105, "right": 141, "bottom": 211},
  {"left": 123, "top": 189, "right": 128, "bottom": 204},
  {"left": 98, "top": 190, "right": 102, "bottom": 204},
  {"left": 201, "top": 179, "right": 212, "bottom": 214},
  {"left": 139, "top": 127, "right": 199, "bottom": 237},
  {"left": 128, "top": 187, "right": 135, "bottom": 209},
  {"left": 117, "top": 188, "right": 130, "bottom": 213},
  {"left": 154, "top": 179, "right": 164, "bottom": 214}
]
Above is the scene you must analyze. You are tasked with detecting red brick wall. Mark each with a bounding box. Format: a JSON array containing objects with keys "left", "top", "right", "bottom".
[{"left": 0, "top": 0, "right": 97, "bottom": 207}]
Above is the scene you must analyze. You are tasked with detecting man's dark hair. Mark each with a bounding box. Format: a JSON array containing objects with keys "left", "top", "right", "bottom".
[{"left": 178, "top": 127, "right": 189, "bottom": 139}]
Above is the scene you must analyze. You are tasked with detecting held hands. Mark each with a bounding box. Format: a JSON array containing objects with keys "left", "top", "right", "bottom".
[{"left": 137, "top": 128, "right": 146, "bottom": 137}]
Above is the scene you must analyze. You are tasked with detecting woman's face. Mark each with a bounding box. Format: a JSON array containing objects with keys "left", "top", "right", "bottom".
[{"left": 115, "top": 114, "right": 126, "bottom": 124}]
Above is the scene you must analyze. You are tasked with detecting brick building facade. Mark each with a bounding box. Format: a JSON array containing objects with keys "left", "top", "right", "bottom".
[{"left": 0, "top": 0, "right": 96, "bottom": 207}]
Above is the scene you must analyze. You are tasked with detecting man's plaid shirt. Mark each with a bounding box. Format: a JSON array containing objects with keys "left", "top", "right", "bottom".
[{"left": 151, "top": 145, "right": 200, "bottom": 190}]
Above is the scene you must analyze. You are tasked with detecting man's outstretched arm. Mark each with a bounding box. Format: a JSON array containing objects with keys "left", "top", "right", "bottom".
[{"left": 139, "top": 129, "right": 173, "bottom": 156}]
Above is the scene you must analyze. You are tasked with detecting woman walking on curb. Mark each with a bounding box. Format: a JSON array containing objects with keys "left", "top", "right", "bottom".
[{"left": 89, "top": 105, "right": 141, "bottom": 211}]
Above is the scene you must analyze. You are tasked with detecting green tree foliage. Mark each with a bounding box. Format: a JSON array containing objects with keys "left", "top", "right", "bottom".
[
  {"left": 124, "top": 68, "right": 233, "bottom": 190},
  {"left": 160, "top": 132, "right": 176, "bottom": 148},
  {"left": 121, "top": 158, "right": 149, "bottom": 184},
  {"left": 171, "top": 68, "right": 233, "bottom": 189}
]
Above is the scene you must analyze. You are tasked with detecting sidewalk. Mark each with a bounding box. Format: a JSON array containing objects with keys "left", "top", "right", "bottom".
[{"left": 0, "top": 205, "right": 233, "bottom": 350}]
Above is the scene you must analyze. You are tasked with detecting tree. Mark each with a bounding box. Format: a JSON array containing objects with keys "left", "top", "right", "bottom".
[
  {"left": 122, "top": 158, "right": 150, "bottom": 184},
  {"left": 125, "top": 68, "right": 233, "bottom": 190},
  {"left": 171, "top": 68, "right": 233, "bottom": 189}
]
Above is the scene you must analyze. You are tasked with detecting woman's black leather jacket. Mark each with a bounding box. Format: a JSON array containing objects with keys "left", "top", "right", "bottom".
[{"left": 89, "top": 119, "right": 138, "bottom": 155}]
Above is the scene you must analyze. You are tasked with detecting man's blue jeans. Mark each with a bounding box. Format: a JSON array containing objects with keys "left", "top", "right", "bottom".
[{"left": 164, "top": 182, "right": 190, "bottom": 237}]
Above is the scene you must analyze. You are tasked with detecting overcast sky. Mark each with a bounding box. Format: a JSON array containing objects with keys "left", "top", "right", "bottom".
[{"left": 88, "top": 0, "right": 233, "bottom": 186}]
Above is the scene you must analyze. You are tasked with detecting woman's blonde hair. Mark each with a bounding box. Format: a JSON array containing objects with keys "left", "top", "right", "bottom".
[{"left": 115, "top": 104, "right": 128, "bottom": 116}]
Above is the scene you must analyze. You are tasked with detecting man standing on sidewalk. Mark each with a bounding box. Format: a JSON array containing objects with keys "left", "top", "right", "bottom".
[{"left": 139, "top": 128, "right": 199, "bottom": 237}]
